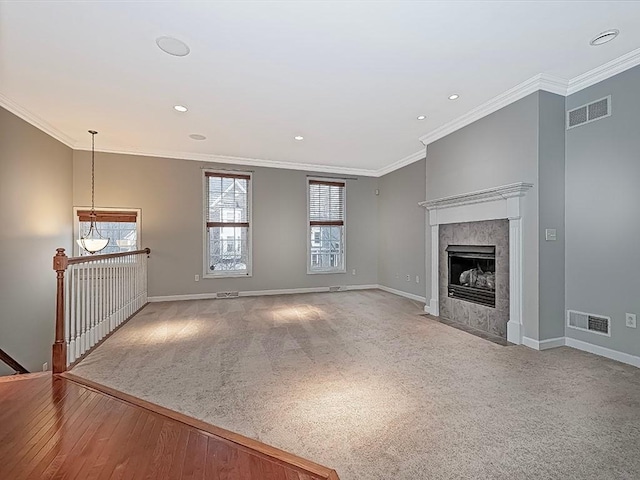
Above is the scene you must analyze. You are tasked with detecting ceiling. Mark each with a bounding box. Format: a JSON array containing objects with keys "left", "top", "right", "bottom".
[{"left": 1, "top": 1, "right": 640, "bottom": 176}]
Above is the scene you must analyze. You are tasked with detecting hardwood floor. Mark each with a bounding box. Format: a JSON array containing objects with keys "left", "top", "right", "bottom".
[{"left": 0, "top": 373, "right": 337, "bottom": 480}]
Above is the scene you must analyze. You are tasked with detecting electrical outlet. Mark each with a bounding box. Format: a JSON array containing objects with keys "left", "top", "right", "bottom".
[
  {"left": 406, "top": 274, "right": 411, "bottom": 282},
  {"left": 352, "top": 269, "right": 356, "bottom": 275},
  {"left": 626, "top": 313, "right": 637, "bottom": 329},
  {"left": 194, "top": 274, "right": 200, "bottom": 282},
  {"left": 42, "top": 362, "right": 48, "bottom": 372},
  {"left": 415, "top": 275, "right": 420, "bottom": 284}
]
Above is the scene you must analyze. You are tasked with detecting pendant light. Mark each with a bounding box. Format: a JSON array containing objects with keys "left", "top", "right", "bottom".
[{"left": 77, "top": 130, "right": 109, "bottom": 254}]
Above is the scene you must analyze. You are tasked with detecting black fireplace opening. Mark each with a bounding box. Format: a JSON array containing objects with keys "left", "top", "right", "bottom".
[{"left": 446, "top": 245, "right": 496, "bottom": 308}]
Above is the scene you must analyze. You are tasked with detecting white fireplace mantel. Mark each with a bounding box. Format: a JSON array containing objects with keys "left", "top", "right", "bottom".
[{"left": 419, "top": 182, "right": 533, "bottom": 345}]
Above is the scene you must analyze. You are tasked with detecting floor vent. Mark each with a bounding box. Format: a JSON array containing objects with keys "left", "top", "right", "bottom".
[
  {"left": 329, "top": 286, "right": 344, "bottom": 292},
  {"left": 216, "top": 291, "right": 239, "bottom": 298},
  {"left": 567, "top": 310, "right": 610, "bottom": 336},
  {"left": 567, "top": 96, "right": 611, "bottom": 130}
]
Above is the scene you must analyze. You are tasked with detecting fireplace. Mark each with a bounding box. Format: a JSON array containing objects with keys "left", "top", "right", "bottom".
[{"left": 446, "top": 245, "right": 496, "bottom": 308}]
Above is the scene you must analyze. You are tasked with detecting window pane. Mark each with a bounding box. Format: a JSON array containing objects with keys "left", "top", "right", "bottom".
[
  {"left": 208, "top": 226, "right": 249, "bottom": 273},
  {"left": 309, "top": 225, "right": 344, "bottom": 271},
  {"left": 208, "top": 177, "right": 249, "bottom": 223},
  {"left": 78, "top": 220, "right": 137, "bottom": 256}
]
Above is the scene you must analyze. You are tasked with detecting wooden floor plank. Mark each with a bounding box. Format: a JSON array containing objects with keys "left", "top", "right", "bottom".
[
  {"left": 0, "top": 374, "right": 337, "bottom": 480},
  {"left": 13, "top": 390, "right": 108, "bottom": 480},
  {"left": 0, "top": 383, "right": 94, "bottom": 475},
  {"left": 102, "top": 405, "right": 151, "bottom": 480},
  {"left": 83, "top": 407, "right": 143, "bottom": 480}
]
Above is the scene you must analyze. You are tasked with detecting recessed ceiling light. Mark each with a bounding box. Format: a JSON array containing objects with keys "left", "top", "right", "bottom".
[
  {"left": 174, "top": 105, "right": 188, "bottom": 112},
  {"left": 417, "top": 115, "right": 426, "bottom": 120},
  {"left": 156, "top": 36, "right": 191, "bottom": 57},
  {"left": 294, "top": 135, "right": 304, "bottom": 141},
  {"left": 189, "top": 134, "right": 206, "bottom": 141},
  {"left": 590, "top": 29, "right": 619, "bottom": 46},
  {"left": 448, "top": 94, "right": 459, "bottom": 100}
]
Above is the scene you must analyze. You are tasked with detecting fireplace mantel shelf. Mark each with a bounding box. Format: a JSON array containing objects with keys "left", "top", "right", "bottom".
[{"left": 419, "top": 182, "right": 533, "bottom": 210}]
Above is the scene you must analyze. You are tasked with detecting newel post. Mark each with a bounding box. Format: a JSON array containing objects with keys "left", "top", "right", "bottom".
[{"left": 52, "top": 248, "right": 69, "bottom": 374}]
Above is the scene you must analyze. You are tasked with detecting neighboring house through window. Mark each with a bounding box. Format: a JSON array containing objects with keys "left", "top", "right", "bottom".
[
  {"left": 75, "top": 208, "right": 140, "bottom": 256},
  {"left": 307, "top": 178, "right": 346, "bottom": 273},
  {"left": 204, "top": 171, "right": 252, "bottom": 277}
]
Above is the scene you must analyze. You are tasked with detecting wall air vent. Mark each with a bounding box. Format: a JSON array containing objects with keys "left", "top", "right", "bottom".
[
  {"left": 567, "top": 95, "right": 611, "bottom": 130},
  {"left": 329, "top": 286, "right": 344, "bottom": 292},
  {"left": 216, "top": 291, "right": 239, "bottom": 298},
  {"left": 567, "top": 310, "right": 611, "bottom": 336}
]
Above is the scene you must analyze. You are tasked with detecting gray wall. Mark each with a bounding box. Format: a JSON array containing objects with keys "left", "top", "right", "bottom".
[
  {"left": 0, "top": 107, "right": 73, "bottom": 375},
  {"left": 426, "top": 93, "right": 541, "bottom": 340},
  {"left": 538, "top": 92, "right": 566, "bottom": 340},
  {"left": 377, "top": 158, "right": 426, "bottom": 298},
  {"left": 565, "top": 65, "right": 640, "bottom": 357},
  {"left": 73, "top": 151, "right": 379, "bottom": 297}
]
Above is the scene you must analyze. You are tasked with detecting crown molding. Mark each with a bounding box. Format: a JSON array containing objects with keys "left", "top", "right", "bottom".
[
  {"left": 418, "top": 73, "right": 567, "bottom": 147},
  {"left": 567, "top": 47, "right": 640, "bottom": 95},
  {"left": 374, "top": 148, "right": 426, "bottom": 177},
  {"left": 76, "top": 145, "right": 380, "bottom": 177},
  {"left": 0, "top": 92, "right": 77, "bottom": 148},
  {"left": 418, "top": 48, "right": 640, "bottom": 148}
]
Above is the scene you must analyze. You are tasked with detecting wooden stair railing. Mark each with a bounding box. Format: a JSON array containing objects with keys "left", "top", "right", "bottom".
[
  {"left": 52, "top": 247, "right": 151, "bottom": 374},
  {"left": 0, "top": 348, "right": 29, "bottom": 375}
]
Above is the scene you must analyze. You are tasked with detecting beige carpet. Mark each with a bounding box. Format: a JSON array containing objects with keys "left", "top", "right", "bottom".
[{"left": 72, "top": 290, "right": 640, "bottom": 479}]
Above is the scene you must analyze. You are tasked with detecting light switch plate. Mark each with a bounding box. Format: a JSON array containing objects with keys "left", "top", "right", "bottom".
[
  {"left": 626, "top": 313, "right": 637, "bottom": 329},
  {"left": 545, "top": 229, "right": 557, "bottom": 241}
]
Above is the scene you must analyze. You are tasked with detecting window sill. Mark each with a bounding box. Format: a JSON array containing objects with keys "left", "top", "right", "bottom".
[
  {"left": 203, "top": 272, "right": 252, "bottom": 279},
  {"left": 306, "top": 269, "right": 346, "bottom": 275}
]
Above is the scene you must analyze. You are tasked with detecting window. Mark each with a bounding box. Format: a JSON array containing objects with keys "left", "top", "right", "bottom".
[
  {"left": 75, "top": 209, "right": 140, "bottom": 256},
  {"left": 308, "top": 178, "right": 345, "bottom": 273},
  {"left": 204, "top": 171, "right": 251, "bottom": 277}
]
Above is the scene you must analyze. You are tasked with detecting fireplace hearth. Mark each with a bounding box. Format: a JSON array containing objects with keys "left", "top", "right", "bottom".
[{"left": 446, "top": 245, "right": 496, "bottom": 308}]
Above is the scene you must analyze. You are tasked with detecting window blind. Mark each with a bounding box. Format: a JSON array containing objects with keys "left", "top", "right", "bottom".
[
  {"left": 77, "top": 210, "right": 137, "bottom": 223},
  {"left": 309, "top": 180, "right": 345, "bottom": 226}
]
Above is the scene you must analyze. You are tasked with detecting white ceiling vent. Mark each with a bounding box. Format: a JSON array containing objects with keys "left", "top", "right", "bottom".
[
  {"left": 567, "top": 95, "right": 611, "bottom": 130},
  {"left": 567, "top": 310, "right": 611, "bottom": 336}
]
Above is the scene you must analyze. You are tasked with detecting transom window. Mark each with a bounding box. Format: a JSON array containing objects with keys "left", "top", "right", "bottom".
[
  {"left": 75, "top": 209, "right": 139, "bottom": 256},
  {"left": 308, "top": 178, "right": 346, "bottom": 274},
  {"left": 204, "top": 171, "right": 252, "bottom": 277}
]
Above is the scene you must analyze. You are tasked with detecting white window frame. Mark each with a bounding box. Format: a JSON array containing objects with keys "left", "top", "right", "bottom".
[
  {"left": 202, "top": 169, "right": 253, "bottom": 279},
  {"left": 73, "top": 206, "right": 142, "bottom": 257},
  {"left": 307, "top": 176, "right": 346, "bottom": 275}
]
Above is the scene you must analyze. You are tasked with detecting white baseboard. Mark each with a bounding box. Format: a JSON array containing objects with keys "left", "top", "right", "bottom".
[
  {"left": 522, "top": 336, "right": 566, "bottom": 351},
  {"left": 520, "top": 335, "right": 639, "bottom": 368},
  {"left": 148, "top": 284, "right": 379, "bottom": 303},
  {"left": 377, "top": 285, "right": 427, "bottom": 303},
  {"left": 565, "top": 337, "right": 640, "bottom": 368}
]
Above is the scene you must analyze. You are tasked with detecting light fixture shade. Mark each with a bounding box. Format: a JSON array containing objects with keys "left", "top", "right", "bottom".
[{"left": 77, "top": 237, "right": 109, "bottom": 254}]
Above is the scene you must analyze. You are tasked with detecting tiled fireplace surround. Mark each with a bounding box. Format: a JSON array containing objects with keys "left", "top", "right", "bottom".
[
  {"left": 439, "top": 220, "right": 509, "bottom": 338},
  {"left": 420, "top": 182, "right": 533, "bottom": 345}
]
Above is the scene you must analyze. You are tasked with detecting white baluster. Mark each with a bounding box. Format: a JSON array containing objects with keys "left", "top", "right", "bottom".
[{"left": 69, "top": 267, "right": 76, "bottom": 363}]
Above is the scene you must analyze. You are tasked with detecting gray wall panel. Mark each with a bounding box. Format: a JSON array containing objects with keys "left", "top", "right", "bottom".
[
  {"left": 377, "top": 158, "right": 426, "bottom": 297},
  {"left": 565, "top": 65, "right": 640, "bottom": 356},
  {"left": 73, "top": 151, "right": 379, "bottom": 297},
  {"left": 0, "top": 107, "right": 73, "bottom": 375},
  {"left": 538, "top": 91, "right": 566, "bottom": 340}
]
